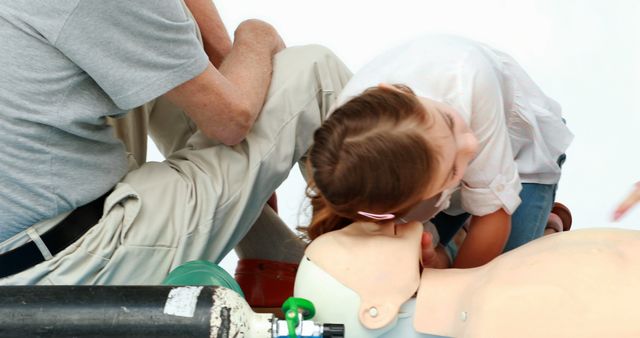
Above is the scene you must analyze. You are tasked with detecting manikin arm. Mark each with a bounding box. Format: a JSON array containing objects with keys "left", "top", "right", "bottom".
[{"left": 452, "top": 208, "right": 510, "bottom": 268}]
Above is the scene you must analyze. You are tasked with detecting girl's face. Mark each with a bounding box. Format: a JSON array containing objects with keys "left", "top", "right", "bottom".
[
  {"left": 417, "top": 96, "right": 478, "bottom": 198},
  {"left": 377, "top": 83, "right": 478, "bottom": 199}
]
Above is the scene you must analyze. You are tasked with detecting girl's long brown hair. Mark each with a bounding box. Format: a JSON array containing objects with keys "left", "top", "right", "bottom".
[{"left": 301, "top": 85, "right": 440, "bottom": 240}]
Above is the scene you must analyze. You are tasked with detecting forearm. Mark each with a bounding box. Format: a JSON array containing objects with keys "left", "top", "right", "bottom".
[
  {"left": 216, "top": 20, "right": 283, "bottom": 130},
  {"left": 184, "top": 0, "right": 231, "bottom": 67},
  {"left": 452, "top": 209, "right": 510, "bottom": 268},
  {"left": 164, "top": 20, "right": 283, "bottom": 145}
]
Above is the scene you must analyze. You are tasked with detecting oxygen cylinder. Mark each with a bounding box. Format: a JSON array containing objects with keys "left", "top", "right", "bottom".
[{"left": 0, "top": 285, "right": 344, "bottom": 338}]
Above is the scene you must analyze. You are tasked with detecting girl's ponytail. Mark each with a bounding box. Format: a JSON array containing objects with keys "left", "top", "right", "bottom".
[{"left": 302, "top": 183, "right": 352, "bottom": 240}]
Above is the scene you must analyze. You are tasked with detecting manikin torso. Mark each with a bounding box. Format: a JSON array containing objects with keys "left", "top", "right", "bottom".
[{"left": 294, "top": 222, "right": 640, "bottom": 338}]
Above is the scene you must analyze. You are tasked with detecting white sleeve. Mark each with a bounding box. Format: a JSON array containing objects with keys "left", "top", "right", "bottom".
[{"left": 458, "top": 52, "right": 522, "bottom": 216}]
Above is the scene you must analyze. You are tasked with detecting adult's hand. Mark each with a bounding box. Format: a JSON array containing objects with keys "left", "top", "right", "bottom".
[
  {"left": 613, "top": 182, "right": 640, "bottom": 221},
  {"left": 232, "top": 19, "right": 285, "bottom": 55},
  {"left": 165, "top": 19, "right": 285, "bottom": 145}
]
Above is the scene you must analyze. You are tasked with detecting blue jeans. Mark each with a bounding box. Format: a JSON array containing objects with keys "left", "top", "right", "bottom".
[{"left": 433, "top": 183, "right": 556, "bottom": 254}]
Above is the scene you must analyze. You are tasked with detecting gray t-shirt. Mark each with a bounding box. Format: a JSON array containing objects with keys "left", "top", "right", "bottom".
[{"left": 0, "top": 0, "right": 209, "bottom": 242}]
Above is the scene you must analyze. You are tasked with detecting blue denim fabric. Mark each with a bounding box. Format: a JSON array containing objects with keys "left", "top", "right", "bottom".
[
  {"left": 432, "top": 182, "right": 556, "bottom": 254},
  {"left": 432, "top": 212, "right": 470, "bottom": 247},
  {"left": 506, "top": 153, "right": 566, "bottom": 251},
  {"left": 503, "top": 183, "right": 555, "bottom": 251}
]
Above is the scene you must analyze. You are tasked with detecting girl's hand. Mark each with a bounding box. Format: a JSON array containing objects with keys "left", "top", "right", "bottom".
[
  {"left": 613, "top": 182, "right": 640, "bottom": 221},
  {"left": 420, "top": 232, "right": 451, "bottom": 269}
]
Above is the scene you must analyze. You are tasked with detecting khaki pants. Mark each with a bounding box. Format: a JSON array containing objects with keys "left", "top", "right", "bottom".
[
  {"left": 107, "top": 96, "right": 197, "bottom": 167},
  {"left": 0, "top": 45, "right": 351, "bottom": 284},
  {"left": 107, "top": 2, "right": 306, "bottom": 265}
]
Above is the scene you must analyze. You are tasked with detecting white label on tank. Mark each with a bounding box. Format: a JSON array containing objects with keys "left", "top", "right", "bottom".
[{"left": 164, "top": 286, "right": 203, "bottom": 318}]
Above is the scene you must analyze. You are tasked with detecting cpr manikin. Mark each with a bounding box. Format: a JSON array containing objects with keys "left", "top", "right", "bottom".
[{"left": 294, "top": 222, "right": 640, "bottom": 338}]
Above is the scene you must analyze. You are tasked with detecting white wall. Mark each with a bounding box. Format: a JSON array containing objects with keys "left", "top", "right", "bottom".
[{"left": 148, "top": 0, "right": 640, "bottom": 273}]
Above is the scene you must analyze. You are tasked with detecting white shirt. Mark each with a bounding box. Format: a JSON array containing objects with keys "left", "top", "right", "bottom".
[{"left": 335, "top": 35, "right": 574, "bottom": 216}]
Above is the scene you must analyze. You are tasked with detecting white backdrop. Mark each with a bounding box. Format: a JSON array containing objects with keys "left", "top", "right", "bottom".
[{"left": 148, "top": 0, "right": 640, "bottom": 273}]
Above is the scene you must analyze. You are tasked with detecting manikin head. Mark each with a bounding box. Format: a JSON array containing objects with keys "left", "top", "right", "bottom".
[{"left": 303, "top": 84, "right": 478, "bottom": 240}]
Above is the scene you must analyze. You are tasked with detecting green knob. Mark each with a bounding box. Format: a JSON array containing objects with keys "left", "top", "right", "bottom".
[{"left": 282, "top": 297, "right": 316, "bottom": 338}]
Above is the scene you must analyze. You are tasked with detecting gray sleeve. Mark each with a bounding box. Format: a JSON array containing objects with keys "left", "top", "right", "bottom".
[{"left": 55, "top": 0, "right": 209, "bottom": 110}]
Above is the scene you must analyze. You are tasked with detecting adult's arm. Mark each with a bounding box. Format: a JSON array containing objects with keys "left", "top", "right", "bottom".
[
  {"left": 55, "top": 1, "right": 279, "bottom": 146},
  {"left": 183, "top": 0, "right": 231, "bottom": 67},
  {"left": 613, "top": 182, "right": 640, "bottom": 221},
  {"left": 452, "top": 209, "right": 510, "bottom": 268},
  {"left": 165, "top": 19, "right": 285, "bottom": 145}
]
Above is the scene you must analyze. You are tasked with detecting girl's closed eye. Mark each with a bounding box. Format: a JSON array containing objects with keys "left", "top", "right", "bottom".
[{"left": 444, "top": 112, "right": 455, "bottom": 130}]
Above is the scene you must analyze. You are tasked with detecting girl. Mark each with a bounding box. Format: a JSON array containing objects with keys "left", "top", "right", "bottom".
[{"left": 304, "top": 35, "right": 573, "bottom": 268}]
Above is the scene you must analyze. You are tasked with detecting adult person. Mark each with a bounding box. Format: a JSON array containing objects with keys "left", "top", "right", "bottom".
[
  {"left": 305, "top": 35, "right": 573, "bottom": 268},
  {"left": 0, "top": 0, "right": 351, "bottom": 285},
  {"left": 105, "top": 0, "right": 316, "bottom": 306}
]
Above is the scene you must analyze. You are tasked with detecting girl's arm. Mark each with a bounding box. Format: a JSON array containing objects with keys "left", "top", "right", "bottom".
[{"left": 452, "top": 209, "right": 510, "bottom": 268}]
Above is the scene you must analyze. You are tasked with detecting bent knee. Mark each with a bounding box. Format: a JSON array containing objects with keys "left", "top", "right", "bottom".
[{"left": 275, "top": 44, "right": 340, "bottom": 68}]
